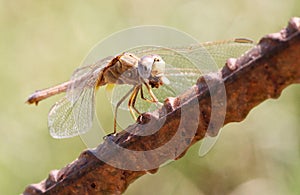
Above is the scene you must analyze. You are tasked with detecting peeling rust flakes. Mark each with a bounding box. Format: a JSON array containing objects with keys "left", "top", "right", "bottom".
[
  {"left": 164, "top": 97, "right": 180, "bottom": 112},
  {"left": 226, "top": 58, "right": 238, "bottom": 71},
  {"left": 146, "top": 168, "right": 159, "bottom": 174},
  {"left": 137, "top": 113, "right": 152, "bottom": 125}
]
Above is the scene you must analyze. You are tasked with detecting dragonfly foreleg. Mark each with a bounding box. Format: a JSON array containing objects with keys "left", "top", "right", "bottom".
[
  {"left": 140, "top": 85, "right": 157, "bottom": 103},
  {"left": 142, "top": 82, "right": 158, "bottom": 103}
]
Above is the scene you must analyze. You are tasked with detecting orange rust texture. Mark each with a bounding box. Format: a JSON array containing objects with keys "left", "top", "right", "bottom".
[{"left": 24, "top": 17, "right": 300, "bottom": 195}]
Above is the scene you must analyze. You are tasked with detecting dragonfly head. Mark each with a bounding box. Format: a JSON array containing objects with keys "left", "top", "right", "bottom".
[{"left": 138, "top": 54, "right": 170, "bottom": 86}]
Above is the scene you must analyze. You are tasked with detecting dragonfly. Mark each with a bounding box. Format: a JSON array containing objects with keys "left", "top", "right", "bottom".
[
  {"left": 27, "top": 52, "right": 168, "bottom": 138},
  {"left": 27, "top": 39, "right": 254, "bottom": 154}
]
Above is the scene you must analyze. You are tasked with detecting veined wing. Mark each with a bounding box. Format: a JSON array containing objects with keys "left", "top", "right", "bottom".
[
  {"left": 109, "top": 47, "right": 201, "bottom": 112},
  {"left": 131, "top": 39, "right": 254, "bottom": 63},
  {"left": 170, "top": 38, "right": 254, "bottom": 69},
  {"left": 129, "top": 39, "right": 254, "bottom": 72},
  {"left": 66, "top": 56, "right": 114, "bottom": 103},
  {"left": 48, "top": 56, "right": 110, "bottom": 138},
  {"left": 114, "top": 39, "right": 254, "bottom": 110},
  {"left": 109, "top": 40, "right": 254, "bottom": 155},
  {"left": 48, "top": 85, "right": 96, "bottom": 138}
]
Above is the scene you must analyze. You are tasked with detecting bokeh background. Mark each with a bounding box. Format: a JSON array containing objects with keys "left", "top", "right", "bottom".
[{"left": 1, "top": 0, "right": 300, "bottom": 194}]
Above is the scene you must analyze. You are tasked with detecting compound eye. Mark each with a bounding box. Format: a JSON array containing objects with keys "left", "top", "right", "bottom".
[
  {"left": 138, "top": 56, "right": 153, "bottom": 79},
  {"left": 151, "top": 55, "right": 165, "bottom": 76}
]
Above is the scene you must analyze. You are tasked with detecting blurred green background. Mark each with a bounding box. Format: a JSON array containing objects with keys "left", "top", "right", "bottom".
[{"left": 1, "top": 0, "right": 300, "bottom": 194}]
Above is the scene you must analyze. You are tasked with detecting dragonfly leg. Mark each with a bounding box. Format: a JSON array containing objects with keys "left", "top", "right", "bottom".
[
  {"left": 144, "top": 82, "right": 158, "bottom": 102},
  {"left": 142, "top": 82, "right": 158, "bottom": 103},
  {"left": 114, "top": 86, "right": 135, "bottom": 134},
  {"left": 128, "top": 85, "right": 142, "bottom": 120},
  {"left": 142, "top": 82, "right": 164, "bottom": 108},
  {"left": 140, "top": 85, "right": 157, "bottom": 103}
]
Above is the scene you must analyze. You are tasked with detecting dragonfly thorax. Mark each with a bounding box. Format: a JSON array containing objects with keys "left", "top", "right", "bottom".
[{"left": 100, "top": 53, "right": 140, "bottom": 86}]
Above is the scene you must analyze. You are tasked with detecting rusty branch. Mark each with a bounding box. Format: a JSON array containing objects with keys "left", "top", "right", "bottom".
[{"left": 23, "top": 17, "right": 300, "bottom": 195}]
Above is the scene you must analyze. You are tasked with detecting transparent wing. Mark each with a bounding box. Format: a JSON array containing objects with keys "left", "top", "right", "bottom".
[
  {"left": 48, "top": 56, "right": 113, "bottom": 139},
  {"left": 109, "top": 49, "right": 200, "bottom": 112},
  {"left": 131, "top": 39, "right": 254, "bottom": 69},
  {"left": 137, "top": 38, "right": 253, "bottom": 91},
  {"left": 109, "top": 39, "right": 254, "bottom": 154},
  {"left": 48, "top": 85, "right": 96, "bottom": 139},
  {"left": 172, "top": 39, "right": 254, "bottom": 69},
  {"left": 66, "top": 56, "right": 114, "bottom": 103},
  {"left": 110, "top": 39, "right": 254, "bottom": 111},
  {"left": 71, "top": 55, "right": 113, "bottom": 78},
  {"left": 135, "top": 40, "right": 254, "bottom": 100}
]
